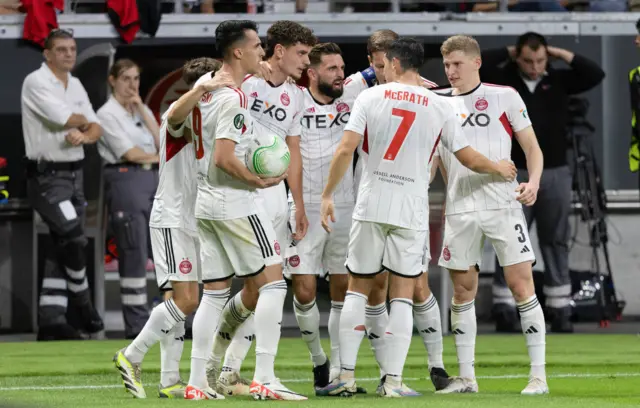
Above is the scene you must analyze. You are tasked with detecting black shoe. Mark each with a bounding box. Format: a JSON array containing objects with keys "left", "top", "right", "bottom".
[
  {"left": 313, "top": 359, "right": 330, "bottom": 388},
  {"left": 37, "top": 324, "right": 83, "bottom": 341},
  {"left": 79, "top": 304, "right": 104, "bottom": 334},
  {"left": 355, "top": 386, "right": 367, "bottom": 394},
  {"left": 429, "top": 367, "right": 451, "bottom": 391},
  {"left": 493, "top": 304, "right": 520, "bottom": 333},
  {"left": 549, "top": 306, "right": 574, "bottom": 333}
]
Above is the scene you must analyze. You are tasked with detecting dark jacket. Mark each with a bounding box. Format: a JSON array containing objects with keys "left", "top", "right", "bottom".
[
  {"left": 479, "top": 48, "right": 605, "bottom": 169},
  {"left": 628, "top": 66, "right": 640, "bottom": 172}
]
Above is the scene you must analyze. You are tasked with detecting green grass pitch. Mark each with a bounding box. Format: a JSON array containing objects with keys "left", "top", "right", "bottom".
[{"left": 0, "top": 334, "right": 639, "bottom": 407}]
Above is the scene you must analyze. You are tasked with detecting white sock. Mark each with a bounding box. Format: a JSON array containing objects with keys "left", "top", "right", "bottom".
[
  {"left": 365, "top": 302, "right": 389, "bottom": 377},
  {"left": 210, "top": 291, "right": 252, "bottom": 371},
  {"left": 253, "top": 280, "right": 287, "bottom": 384},
  {"left": 294, "top": 297, "right": 327, "bottom": 367},
  {"left": 328, "top": 301, "right": 343, "bottom": 380},
  {"left": 160, "top": 320, "right": 186, "bottom": 387},
  {"left": 413, "top": 294, "right": 445, "bottom": 370},
  {"left": 188, "top": 288, "right": 230, "bottom": 389},
  {"left": 517, "top": 295, "right": 546, "bottom": 379},
  {"left": 222, "top": 313, "right": 255, "bottom": 372},
  {"left": 451, "top": 299, "right": 477, "bottom": 380},
  {"left": 339, "top": 291, "right": 368, "bottom": 375},
  {"left": 125, "top": 297, "right": 186, "bottom": 364},
  {"left": 384, "top": 298, "right": 414, "bottom": 380}
]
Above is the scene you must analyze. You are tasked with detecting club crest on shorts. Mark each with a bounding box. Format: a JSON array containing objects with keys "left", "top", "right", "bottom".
[
  {"left": 274, "top": 241, "right": 281, "bottom": 255},
  {"left": 442, "top": 246, "right": 451, "bottom": 262},
  {"left": 179, "top": 259, "right": 192, "bottom": 274},
  {"left": 288, "top": 255, "right": 300, "bottom": 268}
]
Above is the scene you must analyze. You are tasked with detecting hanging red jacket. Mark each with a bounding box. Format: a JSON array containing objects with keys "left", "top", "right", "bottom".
[
  {"left": 106, "top": 0, "right": 140, "bottom": 44},
  {"left": 21, "top": 0, "right": 64, "bottom": 48}
]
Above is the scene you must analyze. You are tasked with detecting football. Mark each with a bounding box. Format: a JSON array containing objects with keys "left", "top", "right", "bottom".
[{"left": 245, "top": 134, "right": 291, "bottom": 178}]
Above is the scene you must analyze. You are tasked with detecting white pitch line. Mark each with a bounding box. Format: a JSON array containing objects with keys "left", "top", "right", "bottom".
[{"left": 0, "top": 372, "right": 638, "bottom": 392}]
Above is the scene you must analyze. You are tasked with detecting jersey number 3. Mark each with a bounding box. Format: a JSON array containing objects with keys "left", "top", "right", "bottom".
[
  {"left": 384, "top": 108, "right": 416, "bottom": 161},
  {"left": 193, "top": 106, "right": 204, "bottom": 159}
]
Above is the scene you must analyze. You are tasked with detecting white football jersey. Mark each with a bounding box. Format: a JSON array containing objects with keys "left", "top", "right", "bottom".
[
  {"left": 149, "top": 103, "right": 197, "bottom": 232},
  {"left": 349, "top": 69, "right": 439, "bottom": 194},
  {"left": 347, "top": 83, "right": 469, "bottom": 230},
  {"left": 242, "top": 75, "right": 304, "bottom": 139},
  {"left": 193, "top": 75, "right": 258, "bottom": 221},
  {"left": 435, "top": 83, "right": 532, "bottom": 215},
  {"left": 295, "top": 79, "right": 364, "bottom": 206}
]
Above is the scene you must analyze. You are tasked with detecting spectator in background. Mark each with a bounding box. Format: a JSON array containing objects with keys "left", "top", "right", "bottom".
[
  {"left": 97, "top": 59, "right": 160, "bottom": 339},
  {"left": 21, "top": 29, "right": 104, "bottom": 341},
  {"left": 480, "top": 32, "right": 605, "bottom": 333}
]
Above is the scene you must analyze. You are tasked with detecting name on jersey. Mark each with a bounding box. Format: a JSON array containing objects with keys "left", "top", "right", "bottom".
[
  {"left": 250, "top": 98, "right": 288, "bottom": 122},
  {"left": 373, "top": 170, "right": 415, "bottom": 187},
  {"left": 301, "top": 112, "right": 350, "bottom": 129},
  {"left": 384, "top": 90, "right": 429, "bottom": 107}
]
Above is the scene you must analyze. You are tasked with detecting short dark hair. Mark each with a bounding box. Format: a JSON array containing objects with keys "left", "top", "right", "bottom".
[
  {"left": 386, "top": 38, "right": 424, "bottom": 72},
  {"left": 182, "top": 57, "right": 222, "bottom": 86},
  {"left": 635, "top": 18, "right": 640, "bottom": 33},
  {"left": 367, "top": 29, "right": 399, "bottom": 56},
  {"left": 264, "top": 20, "right": 317, "bottom": 59},
  {"left": 44, "top": 28, "right": 74, "bottom": 50},
  {"left": 215, "top": 20, "right": 258, "bottom": 58},
  {"left": 515, "top": 32, "right": 547, "bottom": 56},
  {"left": 309, "top": 42, "right": 342, "bottom": 67}
]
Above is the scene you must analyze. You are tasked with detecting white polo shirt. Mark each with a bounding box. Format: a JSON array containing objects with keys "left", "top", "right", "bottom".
[
  {"left": 96, "top": 96, "right": 158, "bottom": 164},
  {"left": 21, "top": 62, "right": 99, "bottom": 162}
]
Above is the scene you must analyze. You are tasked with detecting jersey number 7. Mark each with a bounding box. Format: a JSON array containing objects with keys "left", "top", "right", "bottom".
[
  {"left": 193, "top": 106, "right": 204, "bottom": 160},
  {"left": 384, "top": 108, "right": 416, "bottom": 161}
]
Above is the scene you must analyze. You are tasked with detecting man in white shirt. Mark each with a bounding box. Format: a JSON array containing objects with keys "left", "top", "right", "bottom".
[
  {"left": 183, "top": 20, "right": 304, "bottom": 401},
  {"left": 318, "top": 38, "right": 516, "bottom": 398},
  {"left": 21, "top": 29, "right": 103, "bottom": 341},
  {"left": 206, "top": 20, "right": 316, "bottom": 397},
  {"left": 433, "top": 35, "right": 548, "bottom": 396},
  {"left": 112, "top": 58, "right": 232, "bottom": 399},
  {"left": 348, "top": 30, "right": 451, "bottom": 392}
]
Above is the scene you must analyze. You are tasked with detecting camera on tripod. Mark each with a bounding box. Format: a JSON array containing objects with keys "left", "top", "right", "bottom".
[{"left": 566, "top": 97, "right": 625, "bottom": 327}]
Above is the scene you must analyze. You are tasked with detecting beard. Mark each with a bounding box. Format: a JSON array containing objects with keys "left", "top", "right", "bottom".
[{"left": 318, "top": 79, "right": 344, "bottom": 99}]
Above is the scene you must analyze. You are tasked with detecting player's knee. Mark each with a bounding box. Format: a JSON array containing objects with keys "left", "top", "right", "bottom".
[
  {"left": 172, "top": 285, "right": 200, "bottom": 315},
  {"left": 504, "top": 263, "right": 535, "bottom": 301},
  {"left": 451, "top": 273, "right": 477, "bottom": 303},
  {"left": 413, "top": 274, "right": 432, "bottom": 303},
  {"left": 293, "top": 279, "right": 316, "bottom": 305}
]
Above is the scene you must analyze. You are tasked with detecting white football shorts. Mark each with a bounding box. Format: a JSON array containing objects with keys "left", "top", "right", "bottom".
[
  {"left": 255, "top": 181, "right": 291, "bottom": 259},
  {"left": 150, "top": 227, "right": 200, "bottom": 290},
  {"left": 286, "top": 204, "right": 353, "bottom": 276},
  {"left": 438, "top": 208, "right": 536, "bottom": 271},
  {"left": 345, "top": 220, "right": 427, "bottom": 278},
  {"left": 198, "top": 211, "right": 282, "bottom": 281}
]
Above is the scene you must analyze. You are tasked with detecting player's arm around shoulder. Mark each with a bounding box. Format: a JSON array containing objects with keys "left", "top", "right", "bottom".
[{"left": 441, "top": 107, "right": 516, "bottom": 181}]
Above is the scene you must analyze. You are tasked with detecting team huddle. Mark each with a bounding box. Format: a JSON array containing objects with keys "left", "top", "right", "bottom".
[{"left": 113, "top": 19, "right": 548, "bottom": 400}]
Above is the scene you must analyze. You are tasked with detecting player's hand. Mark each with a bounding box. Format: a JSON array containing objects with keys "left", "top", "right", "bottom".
[
  {"left": 320, "top": 198, "right": 335, "bottom": 233},
  {"left": 496, "top": 159, "right": 517, "bottom": 181},
  {"left": 256, "top": 61, "right": 273, "bottom": 81},
  {"left": 515, "top": 182, "right": 538, "bottom": 206},
  {"left": 201, "top": 71, "right": 235, "bottom": 92},
  {"left": 257, "top": 172, "right": 288, "bottom": 189},
  {"left": 65, "top": 128, "right": 85, "bottom": 146},
  {"left": 292, "top": 208, "right": 309, "bottom": 240}
]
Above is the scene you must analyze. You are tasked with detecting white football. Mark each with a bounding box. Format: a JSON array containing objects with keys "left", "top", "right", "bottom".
[{"left": 245, "top": 134, "right": 290, "bottom": 178}]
